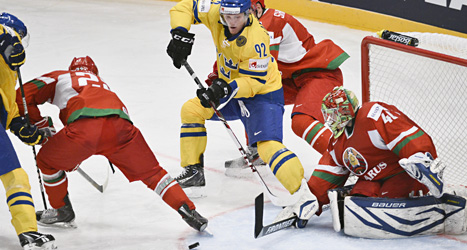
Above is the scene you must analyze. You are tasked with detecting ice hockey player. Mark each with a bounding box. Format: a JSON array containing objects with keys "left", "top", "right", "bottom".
[
  {"left": 0, "top": 12, "right": 57, "bottom": 250},
  {"left": 277, "top": 86, "right": 466, "bottom": 238},
  {"left": 210, "top": 0, "right": 349, "bottom": 171},
  {"left": 166, "top": 0, "right": 316, "bottom": 221},
  {"left": 16, "top": 56, "right": 208, "bottom": 233}
]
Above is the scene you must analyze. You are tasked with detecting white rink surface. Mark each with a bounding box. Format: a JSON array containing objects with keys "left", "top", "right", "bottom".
[{"left": 0, "top": 0, "right": 466, "bottom": 249}]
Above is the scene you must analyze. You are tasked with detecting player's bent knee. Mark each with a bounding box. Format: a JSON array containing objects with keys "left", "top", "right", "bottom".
[
  {"left": 181, "top": 98, "right": 214, "bottom": 123},
  {"left": 257, "top": 141, "right": 303, "bottom": 194}
]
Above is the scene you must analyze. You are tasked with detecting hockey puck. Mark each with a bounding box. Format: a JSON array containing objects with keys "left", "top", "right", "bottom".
[{"left": 188, "top": 242, "right": 200, "bottom": 249}]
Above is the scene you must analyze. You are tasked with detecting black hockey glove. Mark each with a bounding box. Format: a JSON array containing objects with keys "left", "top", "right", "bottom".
[
  {"left": 0, "top": 33, "right": 26, "bottom": 71},
  {"left": 166, "top": 29, "right": 195, "bottom": 69},
  {"left": 10, "top": 116, "right": 44, "bottom": 146},
  {"left": 196, "top": 78, "right": 232, "bottom": 108}
]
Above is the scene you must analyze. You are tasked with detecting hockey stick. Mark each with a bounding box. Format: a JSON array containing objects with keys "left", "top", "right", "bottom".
[
  {"left": 182, "top": 61, "right": 285, "bottom": 206},
  {"left": 17, "top": 68, "right": 48, "bottom": 210},
  {"left": 254, "top": 192, "right": 331, "bottom": 238},
  {"left": 76, "top": 166, "right": 109, "bottom": 193},
  {"left": 74, "top": 158, "right": 113, "bottom": 193},
  {"left": 254, "top": 193, "right": 297, "bottom": 238}
]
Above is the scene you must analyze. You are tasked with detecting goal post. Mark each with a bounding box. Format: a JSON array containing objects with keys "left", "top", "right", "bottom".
[{"left": 361, "top": 35, "right": 467, "bottom": 187}]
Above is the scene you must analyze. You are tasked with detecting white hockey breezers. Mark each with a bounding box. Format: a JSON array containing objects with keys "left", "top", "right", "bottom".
[{"left": 341, "top": 194, "right": 466, "bottom": 238}]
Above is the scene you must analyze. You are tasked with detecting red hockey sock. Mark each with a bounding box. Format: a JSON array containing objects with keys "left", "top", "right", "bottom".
[{"left": 143, "top": 171, "right": 195, "bottom": 211}]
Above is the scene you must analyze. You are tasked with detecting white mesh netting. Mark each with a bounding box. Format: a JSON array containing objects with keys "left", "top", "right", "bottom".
[{"left": 365, "top": 33, "right": 467, "bottom": 186}]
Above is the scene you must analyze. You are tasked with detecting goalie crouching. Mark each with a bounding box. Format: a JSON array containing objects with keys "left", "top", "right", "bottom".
[{"left": 276, "top": 86, "right": 466, "bottom": 238}]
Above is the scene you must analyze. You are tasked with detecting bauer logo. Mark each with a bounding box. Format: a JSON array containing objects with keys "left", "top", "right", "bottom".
[
  {"left": 371, "top": 202, "right": 407, "bottom": 208},
  {"left": 249, "top": 58, "right": 269, "bottom": 71}
]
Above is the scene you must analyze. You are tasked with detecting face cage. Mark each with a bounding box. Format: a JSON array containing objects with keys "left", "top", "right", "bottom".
[
  {"left": 20, "top": 32, "right": 30, "bottom": 48},
  {"left": 220, "top": 11, "right": 249, "bottom": 26},
  {"left": 322, "top": 107, "right": 352, "bottom": 138}
]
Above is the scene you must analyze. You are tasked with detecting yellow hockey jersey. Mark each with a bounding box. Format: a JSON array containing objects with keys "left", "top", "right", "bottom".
[
  {"left": 0, "top": 25, "right": 21, "bottom": 129},
  {"left": 170, "top": 0, "right": 282, "bottom": 99}
]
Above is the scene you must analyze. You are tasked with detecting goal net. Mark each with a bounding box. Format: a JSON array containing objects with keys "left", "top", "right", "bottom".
[{"left": 361, "top": 33, "right": 467, "bottom": 187}]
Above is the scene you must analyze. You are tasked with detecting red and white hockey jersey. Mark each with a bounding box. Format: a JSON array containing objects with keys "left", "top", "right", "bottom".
[
  {"left": 258, "top": 8, "right": 349, "bottom": 79},
  {"left": 308, "top": 102, "right": 438, "bottom": 204},
  {"left": 16, "top": 70, "right": 130, "bottom": 125}
]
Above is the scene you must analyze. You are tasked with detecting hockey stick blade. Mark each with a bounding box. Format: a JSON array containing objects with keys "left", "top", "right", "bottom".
[
  {"left": 76, "top": 167, "right": 104, "bottom": 193},
  {"left": 254, "top": 193, "right": 297, "bottom": 238}
]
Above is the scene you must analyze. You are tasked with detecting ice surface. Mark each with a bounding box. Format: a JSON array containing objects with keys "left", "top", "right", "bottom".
[{"left": 0, "top": 0, "right": 466, "bottom": 249}]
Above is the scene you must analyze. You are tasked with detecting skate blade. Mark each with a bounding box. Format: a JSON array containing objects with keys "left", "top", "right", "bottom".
[
  {"left": 201, "top": 227, "right": 214, "bottom": 237},
  {"left": 23, "top": 241, "right": 57, "bottom": 250},
  {"left": 183, "top": 187, "right": 206, "bottom": 199},
  {"left": 38, "top": 220, "right": 77, "bottom": 229}
]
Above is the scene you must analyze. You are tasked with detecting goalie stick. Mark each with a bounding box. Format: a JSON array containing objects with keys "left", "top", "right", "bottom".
[
  {"left": 254, "top": 193, "right": 330, "bottom": 238},
  {"left": 182, "top": 61, "right": 289, "bottom": 206}
]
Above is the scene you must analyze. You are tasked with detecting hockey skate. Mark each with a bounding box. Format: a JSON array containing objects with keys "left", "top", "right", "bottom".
[
  {"left": 178, "top": 203, "right": 208, "bottom": 232},
  {"left": 274, "top": 179, "right": 319, "bottom": 228},
  {"left": 224, "top": 146, "right": 267, "bottom": 178},
  {"left": 36, "top": 194, "right": 77, "bottom": 228},
  {"left": 19, "top": 231, "right": 57, "bottom": 250},
  {"left": 175, "top": 164, "right": 205, "bottom": 198}
]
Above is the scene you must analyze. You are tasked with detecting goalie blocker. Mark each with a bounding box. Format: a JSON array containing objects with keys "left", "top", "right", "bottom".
[{"left": 328, "top": 188, "right": 467, "bottom": 238}]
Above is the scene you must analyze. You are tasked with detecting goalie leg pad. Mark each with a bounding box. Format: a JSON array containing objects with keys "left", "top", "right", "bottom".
[
  {"left": 328, "top": 185, "right": 353, "bottom": 232},
  {"left": 343, "top": 194, "right": 467, "bottom": 238},
  {"left": 443, "top": 194, "right": 467, "bottom": 234}
]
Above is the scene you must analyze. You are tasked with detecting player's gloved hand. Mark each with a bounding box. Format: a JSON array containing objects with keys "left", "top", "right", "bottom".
[
  {"left": 205, "top": 61, "right": 218, "bottom": 86},
  {"left": 166, "top": 29, "right": 195, "bottom": 69},
  {"left": 196, "top": 78, "right": 232, "bottom": 108},
  {"left": 10, "top": 116, "right": 44, "bottom": 146},
  {"left": 35, "top": 116, "right": 57, "bottom": 138},
  {"left": 399, "top": 152, "right": 445, "bottom": 198},
  {"left": 0, "top": 33, "right": 26, "bottom": 71}
]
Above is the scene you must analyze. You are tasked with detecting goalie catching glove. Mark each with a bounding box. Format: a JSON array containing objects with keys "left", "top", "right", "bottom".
[
  {"left": 399, "top": 152, "right": 446, "bottom": 198},
  {"left": 10, "top": 116, "right": 44, "bottom": 146},
  {"left": 196, "top": 78, "right": 232, "bottom": 109}
]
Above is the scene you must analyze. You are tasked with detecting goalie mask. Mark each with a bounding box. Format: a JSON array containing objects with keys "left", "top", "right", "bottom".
[
  {"left": 321, "top": 87, "right": 359, "bottom": 138},
  {"left": 220, "top": 0, "right": 251, "bottom": 26},
  {"left": 69, "top": 56, "right": 99, "bottom": 76}
]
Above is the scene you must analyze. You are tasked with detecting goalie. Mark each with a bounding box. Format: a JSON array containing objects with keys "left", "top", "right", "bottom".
[{"left": 276, "top": 86, "right": 466, "bottom": 238}]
